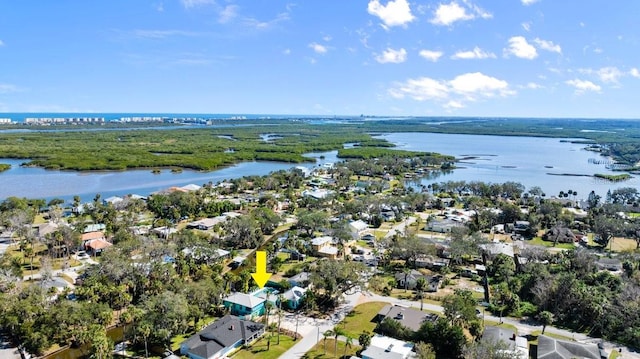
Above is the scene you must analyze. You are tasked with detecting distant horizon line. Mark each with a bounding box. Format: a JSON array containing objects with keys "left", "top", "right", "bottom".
[{"left": 0, "top": 112, "right": 639, "bottom": 121}]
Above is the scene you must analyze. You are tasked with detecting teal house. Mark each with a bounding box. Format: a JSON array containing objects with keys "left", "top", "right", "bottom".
[{"left": 223, "top": 288, "right": 278, "bottom": 320}]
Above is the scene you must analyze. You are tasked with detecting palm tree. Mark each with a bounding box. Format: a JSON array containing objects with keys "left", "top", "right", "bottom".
[
  {"left": 333, "top": 326, "right": 344, "bottom": 357},
  {"left": 415, "top": 277, "right": 427, "bottom": 311},
  {"left": 343, "top": 335, "right": 353, "bottom": 358},
  {"left": 323, "top": 330, "right": 333, "bottom": 354},
  {"left": 538, "top": 310, "right": 554, "bottom": 334}
]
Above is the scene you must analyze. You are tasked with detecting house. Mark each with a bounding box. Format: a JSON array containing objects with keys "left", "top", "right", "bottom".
[
  {"left": 223, "top": 292, "right": 266, "bottom": 319},
  {"left": 348, "top": 220, "right": 369, "bottom": 238},
  {"left": 414, "top": 255, "right": 450, "bottom": 271},
  {"left": 151, "top": 226, "right": 178, "bottom": 238},
  {"left": 482, "top": 326, "right": 528, "bottom": 358},
  {"left": 375, "top": 304, "right": 438, "bottom": 332},
  {"left": 311, "top": 236, "right": 339, "bottom": 259},
  {"left": 281, "top": 286, "right": 305, "bottom": 309},
  {"left": 83, "top": 223, "right": 106, "bottom": 233},
  {"left": 480, "top": 241, "right": 515, "bottom": 258},
  {"left": 186, "top": 217, "right": 226, "bottom": 230},
  {"left": 302, "top": 189, "right": 332, "bottom": 200},
  {"left": 179, "top": 315, "right": 264, "bottom": 359},
  {"left": 360, "top": 334, "right": 416, "bottom": 359},
  {"left": 394, "top": 270, "right": 441, "bottom": 292},
  {"left": 287, "top": 271, "right": 310, "bottom": 288},
  {"left": 425, "top": 218, "right": 463, "bottom": 233},
  {"left": 104, "top": 196, "right": 123, "bottom": 206},
  {"left": 85, "top": 238, "right": 112, "bottom": 255},
  {"left": 513, "top": 220, "right": 531, "bottom": 234},
  {"left": 36, "top": 222, "right": 59, "bottom": 238},
  {"left": 81, "top": 231, "right": 106, "bottom": 248},
  {"left": 536, "top": 335, "right": 601, "bottom": 359},
  {"left": 181, "top": 184, "right": 202, "bottom": 192},
  {"left": 596, "top": 257, "right": 623, "bottom": 272}
]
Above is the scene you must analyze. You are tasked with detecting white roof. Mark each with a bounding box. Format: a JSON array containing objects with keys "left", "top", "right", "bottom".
[
  {"left": 349, "top": 220, "right": 368, "bottom": 232},
  {"left": 311, "top": 236, "right": 333, "bottom": 246},
  {"left": 224, "top": 292, "right": 265, "bottom": 309},
  {"left": 361, "top": 335, "right": 415, "bottom": 359},
  {"left": 318, "top": 246, "right": 339, "bottom": 255},
  {"left": 181, "top": 184, "right": 202, "bottom": 191},
  {"left": 283, "top": 286, "right": 306, "bottom": 302}
]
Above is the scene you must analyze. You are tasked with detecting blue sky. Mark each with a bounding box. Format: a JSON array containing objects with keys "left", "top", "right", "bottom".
[{"left": 1, "top": 0, "right": 639, "bottom": 118}]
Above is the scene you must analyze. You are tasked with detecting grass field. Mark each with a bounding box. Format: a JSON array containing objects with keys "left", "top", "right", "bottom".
[
  {"left": 301, "top": 339, "right": 361, "bottom": 359},
  {"left": 527, "top": 236, "right": 576, "bottom": 250},
  {"left": 340, "top": 301, "right": 389, "bottom": 338},
  {"left": 231, "top": 334, "right": 297, "bottom": 359}
]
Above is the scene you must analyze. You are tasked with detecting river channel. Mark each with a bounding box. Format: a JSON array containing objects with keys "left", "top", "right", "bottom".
[{"left": 0, "top": 133, "right": 634, "bottom": 202}]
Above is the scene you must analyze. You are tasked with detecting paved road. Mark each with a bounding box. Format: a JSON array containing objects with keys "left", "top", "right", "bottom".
[
  {"left": 278, "top": 290, "right": 640, "bottom": 359},
  {"left": 0, "top": 332, "right": 20, "bottom": 359}
]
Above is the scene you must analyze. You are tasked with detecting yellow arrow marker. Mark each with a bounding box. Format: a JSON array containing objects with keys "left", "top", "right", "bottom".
[{"left": 251, "top": 251, "right": 272, "bottom": 289}]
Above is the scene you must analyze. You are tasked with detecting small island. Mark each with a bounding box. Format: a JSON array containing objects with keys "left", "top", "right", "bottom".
[
  {"left": 0, "top": 163, "right": 10, "bottom": 172},
  {"left": 594, "top": 173, "right": 632, "bottom": 182}
]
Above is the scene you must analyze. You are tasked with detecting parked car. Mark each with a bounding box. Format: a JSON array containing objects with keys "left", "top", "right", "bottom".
[{"left": 75, "top": 251, "right": 90, "bottom": 260}]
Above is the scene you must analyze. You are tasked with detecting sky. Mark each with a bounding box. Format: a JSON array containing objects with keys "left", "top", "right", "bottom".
[{"left": 1, "top": 0, "right": 639, "bottom": 118}]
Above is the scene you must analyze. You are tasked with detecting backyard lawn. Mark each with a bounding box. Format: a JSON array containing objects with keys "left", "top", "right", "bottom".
[
  {"left": 340, "top": 301, "right": 388, "bottom": 338},
  {"left": 302, "top": 339, "right": 361, "bottom": 359},
  {"left": 232, "top": 334, "right": 296, "bottom": 359}
]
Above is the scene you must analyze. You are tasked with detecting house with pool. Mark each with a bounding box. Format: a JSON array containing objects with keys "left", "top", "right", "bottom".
[{"left": 223, "top": 288, "right": 279, "bottom": 320}]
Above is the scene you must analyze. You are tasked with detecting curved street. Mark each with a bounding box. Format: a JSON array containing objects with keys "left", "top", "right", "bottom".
[{"left": 278, "top": 289, "right": 640, "bottom": 359}]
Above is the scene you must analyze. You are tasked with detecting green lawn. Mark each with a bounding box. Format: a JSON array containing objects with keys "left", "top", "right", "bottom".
[
  {"left": 302, "top": 339, "right": 361, "bottom": 359},
  {"left": 528, "top": 237, "right": 576, "bottom": 250},
  {"left": 232, "top": 334, "right": 296, "bottom": 359},
  {"left": 340, "top": 301, "right": 389, "bottom": 338}
]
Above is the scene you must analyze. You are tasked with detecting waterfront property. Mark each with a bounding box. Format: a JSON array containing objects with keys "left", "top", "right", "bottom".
[{"left": 179, "top": 315, "right": 265, "bottom": 359}]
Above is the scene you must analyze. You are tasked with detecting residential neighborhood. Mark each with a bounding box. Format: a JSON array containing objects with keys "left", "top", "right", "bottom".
[{"left": 1, "top": 153, "right": 640, "bottom": 359}]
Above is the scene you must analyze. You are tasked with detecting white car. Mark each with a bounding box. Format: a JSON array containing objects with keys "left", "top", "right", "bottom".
[{"left": 75, "top": 251, "right": 90, "bottom": 260}]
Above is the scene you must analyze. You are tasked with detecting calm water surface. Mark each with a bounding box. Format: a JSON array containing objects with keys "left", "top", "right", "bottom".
[
  {"left": 0, "top": 132, "right": 634, "bottom": 202},
  {"left": 379, "top": 132, "right": 636, "bottom": 199}
]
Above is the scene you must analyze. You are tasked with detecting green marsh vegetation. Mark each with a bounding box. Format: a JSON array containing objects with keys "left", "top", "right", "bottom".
[
  {"left": 0, "top": 163, "right": 10, "bottom": 172},
  {"left": 2, "top": 117, "right": 640, "bottom": 171}
]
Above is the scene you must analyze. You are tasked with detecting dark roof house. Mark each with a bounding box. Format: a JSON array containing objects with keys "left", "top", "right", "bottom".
[
  {"left": 180, "top": 315, "right": 264, "bottom": 359},
  {"left": 376, "top": 304, "right": 438, "bottom": 332},
  {"left": 536, "top": 335, "right": 601, "bottom": 359}
]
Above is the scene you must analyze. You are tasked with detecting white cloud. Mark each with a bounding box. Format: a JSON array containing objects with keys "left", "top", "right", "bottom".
[
  {"left": 388, "top": 72, "right": 513, "bottom": 108},
  {"left": 630, "top": 68, "right": 640, "bottom": 78},
  {"left": 283, "top": 48, "right": 291, "bottom": 55},
  {"left": 322, "top": 35, "right": 332, "bottom": 42},
  {"left": 534, "top": 38, "right": 562, "bottom": 54},
  {"left": 243, "top": 12, "right": 290, "bottom": 30},
  {"left": 444, "top": 100, "right": 464, "bottom": 109},
  {"left": 523, "top": 82, "right": 544, "bottom": 89},
  {"left": 449, "top": 72, "right": 511, "bottom": 97},
  {"left": 579, "top": 67, "right": 624, "bottom": 84},
  {"left": 451, "top": 46, "right": 496, "bottom": 60},
  {"left": 597, "top": 67, "right": 623, "bottom": 83},
  {"left": 419, "top": 49, "right": 443, "bottom": 62},
  {"left": 130, "top": 29, "right": 203, "bottom": 39},
  {"left": 309, "top": 42, "right": 328, "bottom": 54},
  {"left": 181, "top": 0, "right": 214, "bottom": 9},
  {"left": 522, "top": 22, "right": 531, "bottom": 32},
  {"left": 218, "top": 5, "right": 239, "bottom": 24},
  {"left": 376, "top": 48, "right": 407, "bottom": 64},
  {"left": 430, "top": 1, "right": 492, "bottom": 26},
  {"left": 566, "top": 79, "right": 601, "bottom": 93},
  {"left": 504, "top": 36, "right": 538, "bottom": 59},
  {"left": 0, "top": 39, "right": 4, "bottom": 46},
  {"left": 389, "top": 77, "right": 449, "bottom": 100},
  {"left": 367, "top": 0, "right": 415, "bottom": 29},
  {"left": 0, "top": 84, "right": 19, "bottom": 94},
  {"left": 521, "top": 0, "right": 540, "bottom": 5}
]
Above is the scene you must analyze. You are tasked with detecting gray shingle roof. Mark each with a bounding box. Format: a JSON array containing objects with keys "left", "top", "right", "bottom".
[
  {"left": 180, "top": 315, "right": 264, "bottom": 359},
  {"left": 537, "top": 335, "right": 601, "bottom": 359}
]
